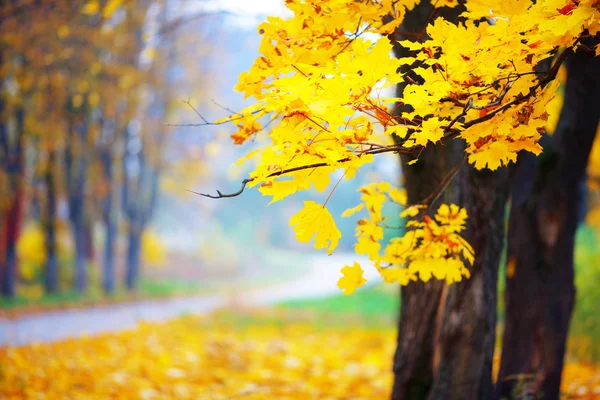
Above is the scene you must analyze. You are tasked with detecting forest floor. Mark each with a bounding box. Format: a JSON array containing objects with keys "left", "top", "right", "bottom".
[
  {"left": 1, "top": 253, "right": 599, "bottom": 399},
  {"left": 1, "top": 298, "right": 599, "bottom": 399}
]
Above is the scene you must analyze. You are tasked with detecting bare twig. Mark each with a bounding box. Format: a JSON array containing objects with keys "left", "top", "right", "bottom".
[
  {"left": 182, "top": 99, "right": 209, "bottom": 124},
  {"left": 419, "top": 156, "right": 466, "bottom": 207},
  {"left": 166, "top": 100, "right": 264, "bottom": 127},
  {"left": 188, "top": 178, "right": 253, "bottom": 199}
]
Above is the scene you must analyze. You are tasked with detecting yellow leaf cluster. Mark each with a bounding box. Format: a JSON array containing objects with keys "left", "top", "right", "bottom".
[
  {"left": 222, "top": 0, "right": 600, "bottom": 290},
  {"left": 344, "top": 184, "right": 473, "bottom": 289}
]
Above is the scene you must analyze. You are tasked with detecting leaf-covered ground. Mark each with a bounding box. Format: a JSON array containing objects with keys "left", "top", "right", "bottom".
[{"left": 1, "top": 309, "right": 599, "bottom": 399}]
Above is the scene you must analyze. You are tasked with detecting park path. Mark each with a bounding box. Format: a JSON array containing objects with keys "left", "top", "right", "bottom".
[{"left": 0, "top": 254, "right": 380, "bottom": 347}]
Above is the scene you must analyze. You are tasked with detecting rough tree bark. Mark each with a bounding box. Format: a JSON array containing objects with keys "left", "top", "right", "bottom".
[
  {"left": 390, "top": 2, "right": 511, "bottom": 398},
  {"left": 392, "top": 145, "right": 461, "bottom": 400},
  {"left": 389, "top": 2, "right": 465, "bottom": 398},
  {"left": 498, "top": 45, "right": 600, "bottom": 400},
  {"left": 428, "top": 166, "right": 508, "bottom": 400}
]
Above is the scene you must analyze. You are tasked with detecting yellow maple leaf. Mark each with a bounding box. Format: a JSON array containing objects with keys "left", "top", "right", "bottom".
[
  {"left": 378, "top": 265, "right": 412, "bottom": 285},
  {"left": 289, "top": 201, "right": 341, "bottom": 254},
  {"left": 468, "top": 140, "right": 517, "bottom": 170},
  {"left": 355, "top": 233, "right": 381, "bottom": 259},
  {"left": 400, "top": 205, "right": 426, "bottom": 218},
  {"left": 389, "top": 187, "right": 407, "bottom": 206},
  {"left": 337, "top": 262, "right": 367, "bottom": 295},
  {"left": 386, "top": 125, "right": 409, "bottom": 139},
  {"left": 435, "top": 203, "right": 468, "bottom": 232}
]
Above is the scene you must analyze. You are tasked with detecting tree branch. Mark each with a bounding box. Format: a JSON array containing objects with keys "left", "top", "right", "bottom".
[
  {"left": 188, "top": 178, "right": 253, "bottom": 199},
  {"left": 418, "top": 157, "right": 466, "bottom": 207}
]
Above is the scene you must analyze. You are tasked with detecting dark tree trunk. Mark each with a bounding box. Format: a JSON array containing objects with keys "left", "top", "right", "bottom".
[
  {"left": 498, "top": 46, "right": 600, "bottom": 400},
  {"left": 389, "top": 2, "right": 466, "bottom": 399},
  {"left": 103, "top": 217, "right": 117, "bottom": 293},
  {"left": 67, "top": 118, "right": 89, "bottom": 293},
  {"left": 0, "top": 107, "right": 25, "bottom": 298},
  {"left": 392, "top": 144, "right": 461, "bottom": 400},
  {"left": 428, "top": 167, "right": 508, "bottom": 400},
  {"left": 85, "top": 221, "right": 94, "bottom": 262},
  {"left": 72, "top": 208, "right": 87, "bottom": 292},
  {"left": 44, "top": 151, "right": 59, "bottom": 293},
  {"left": 1, "top": 197, "right": 22, "bottom": 298},
  {"left": 1, "top": 174, "right": 23, "bottom": 298},
  {"left": 0, "top": 48, "right": 5, "bottom": 294},
  {"left": 100, "top": 145, "right": 117, "bottom": 294},
  {"left": 125, "top": 227, "right": 141, "bottom": 290}
]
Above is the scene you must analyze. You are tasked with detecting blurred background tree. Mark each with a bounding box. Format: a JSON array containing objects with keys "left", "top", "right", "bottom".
[{"left": 0, "top": 0, "right": 221, "bottom": 299}]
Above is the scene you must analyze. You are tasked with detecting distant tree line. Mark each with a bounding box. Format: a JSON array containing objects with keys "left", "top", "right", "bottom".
[{"left": 0, "top": 0, "right": 202, "bottom": 298}]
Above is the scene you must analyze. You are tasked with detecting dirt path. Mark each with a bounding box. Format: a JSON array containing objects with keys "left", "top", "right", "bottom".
[{"left": 0, "top": 254, "right": 379, "bottom": 347}]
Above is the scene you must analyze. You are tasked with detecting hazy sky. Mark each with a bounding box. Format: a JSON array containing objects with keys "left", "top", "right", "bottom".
[{"left": 185, "top": 0, "right": 292, "bottom": 28}]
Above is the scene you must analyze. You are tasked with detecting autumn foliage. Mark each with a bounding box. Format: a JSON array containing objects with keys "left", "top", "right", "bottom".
[{"left": 198, "top": 0, "right": 600, "bottom": 294}]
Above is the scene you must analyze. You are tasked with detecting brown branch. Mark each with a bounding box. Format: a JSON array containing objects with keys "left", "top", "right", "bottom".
[
  {"left": 418, "top": 156, "right": 466, "bottom": 206},
  {"left": 193, "top": 144, "right": 415, "bottom": 199},
  {"left": 165, "top": 98, "right": 265, "bottom": 127},
  {"left": 463, "top": 45, "right": 574, "bottom": 127},
  {"left": 348, "top": 141, "right": 388, "bottom": 149},
  {"left": 189, "top": 178, "right": 253, "bottom": 199}
]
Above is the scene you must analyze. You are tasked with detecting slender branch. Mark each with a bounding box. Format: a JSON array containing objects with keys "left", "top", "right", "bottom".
[
  {"left": 193, "top": 144, "right": 416, "bottom": 199},
  {"left": 188, "top": 178, "right": 253, "bottom": 199},
  {"left": 210, "top": 98, "right": 243, "bottom": 116},
  {"left": 418, "top": 156, "right": 466, "bottom": 206},
  {"left": 323, "top": 168, "right": 348, "bottom": 208},
  {"left": 166, "top": 101, "right": 264, "bottom": 127},
  {"left": 182, "top": 99, "right": 209, "bottom": 124},
  {"left": 348, "top": 141, "right": 388, "bottom": 148}
]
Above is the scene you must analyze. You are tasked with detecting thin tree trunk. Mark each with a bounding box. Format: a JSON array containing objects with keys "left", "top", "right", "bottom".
[
  {"left": 1, "top": 182, "right": 23, "bottom": 298},
  {"left": 85, "top": 221, "right": 94, "bottom": 262},
  {"left": 428, "top": 167, "right": 508, "bottom": 400},
  {"left": 125, "top": 227, "right": 141, "bottom": 290},
  {"left": 101, "top": 144, "right": 117, "bottom": 294},
  {"left": 1, "top": 107, "right": 25, "bottom": 298},
  {"left": 103, "top": 217, "right": 116, "bottom": 293},
  {"left": 67, "top": 117, "right": 89, "bottom": 293},
  {"left": 44, "top": 151, "right": 58, "bottom": 293},
  {"left": 72, "top": 210, "right": 86, "bottom": 292},
  {"left": 498, "top": 45, "right": 600, "bottom": 400},
  {"left": 0, "top": 48, "right": 6, "bottom": 294}
]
